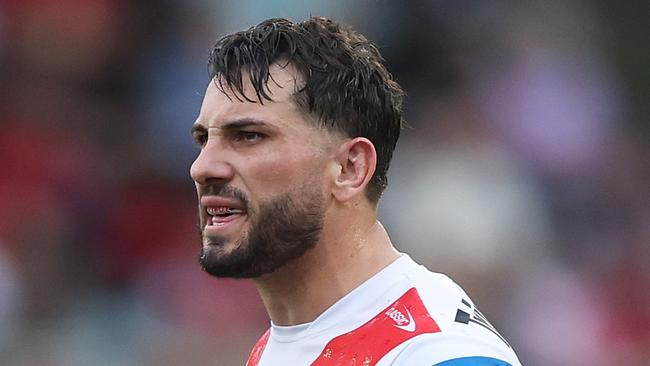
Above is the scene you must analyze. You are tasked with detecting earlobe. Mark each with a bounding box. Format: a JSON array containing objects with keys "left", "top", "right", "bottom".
[{"left": 332, "top": 138, "right": 377, "bottom": 203}]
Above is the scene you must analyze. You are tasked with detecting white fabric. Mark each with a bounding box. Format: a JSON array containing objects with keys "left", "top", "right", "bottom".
[{"left": 255, "top": 254, "right": 521, "bottom": 366}]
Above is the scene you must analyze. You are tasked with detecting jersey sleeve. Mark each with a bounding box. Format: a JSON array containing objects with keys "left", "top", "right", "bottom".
[{"left": 389, "top": 332, "right": 522, "bottom": 366}]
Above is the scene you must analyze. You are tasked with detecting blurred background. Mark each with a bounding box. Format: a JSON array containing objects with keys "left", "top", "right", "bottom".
[{"left": 0, "top": 0, "right": 648, "bottom": 365}]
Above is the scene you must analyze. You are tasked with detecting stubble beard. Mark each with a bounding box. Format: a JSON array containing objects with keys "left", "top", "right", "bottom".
[{"left": 198, "top": 183, "right": 326, "bottom": 279}]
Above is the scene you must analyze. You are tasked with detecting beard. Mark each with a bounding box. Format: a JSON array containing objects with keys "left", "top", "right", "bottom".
[{"left": 198, "top": 182, "right": 326, "bottom": 279}]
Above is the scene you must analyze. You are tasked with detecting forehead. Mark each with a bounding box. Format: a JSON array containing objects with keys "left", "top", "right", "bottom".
[{"left": 197, "top": 63, "right": 307, "bottom": 129}]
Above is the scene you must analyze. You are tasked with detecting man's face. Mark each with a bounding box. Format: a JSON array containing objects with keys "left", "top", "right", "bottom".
[{"left": 190, "top": 64, "right": 336, "bottom": 278}]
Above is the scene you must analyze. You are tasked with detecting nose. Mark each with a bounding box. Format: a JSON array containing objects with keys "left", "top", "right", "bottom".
[{"left": 190, "top": 142, "right": 235, "bottom": 185}]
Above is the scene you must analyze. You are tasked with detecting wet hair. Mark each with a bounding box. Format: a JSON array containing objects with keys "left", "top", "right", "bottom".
[{"left": 208, "top": 17, "right": 404, "bottom": 203}]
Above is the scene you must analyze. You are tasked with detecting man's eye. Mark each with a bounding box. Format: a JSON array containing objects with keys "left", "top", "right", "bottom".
[{"left": 237, "top": 131, "right": 264, "bottom": 143}]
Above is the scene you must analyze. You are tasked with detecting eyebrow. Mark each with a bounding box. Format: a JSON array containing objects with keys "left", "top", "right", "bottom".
[
  {"left": 192, "top": 118, "right": 273, "bottom": 134},
  {"left": 191, "top": 123, "right": 206, "bottom": 135}
]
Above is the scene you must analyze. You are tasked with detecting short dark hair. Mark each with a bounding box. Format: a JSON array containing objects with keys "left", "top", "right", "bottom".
[{"left": 208, "top": 17, "right": 404, "bottom": 202}]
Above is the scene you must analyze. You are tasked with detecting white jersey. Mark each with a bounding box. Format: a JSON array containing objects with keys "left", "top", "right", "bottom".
[{"left": 246, "top": 255, "right": 522, "bottom": 366}]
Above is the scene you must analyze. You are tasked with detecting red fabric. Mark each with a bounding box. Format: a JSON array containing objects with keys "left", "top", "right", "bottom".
[
  {"left": 245, "top": 287, "right": 440, "bottom": 366},
  {"left": 246, "top": 329, "right": 270, "bottom": 366},
  {"left": 311, "top": 287, "right": 440, "bottom": 365}
]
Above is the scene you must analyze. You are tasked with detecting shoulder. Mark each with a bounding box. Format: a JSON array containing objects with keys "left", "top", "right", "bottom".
[
  {"left": 393, "top": 267, "right": 522, "bottom": 366},
  {"left": 387, "top": 330, "right": 521, "bottom": 365},
  {"left": 407, "top": 267, "right": 469, "bottom": 314}
]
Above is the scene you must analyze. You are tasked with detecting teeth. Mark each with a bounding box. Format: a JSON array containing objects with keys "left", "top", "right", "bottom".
[{"left": 206, "top": 207, "right": 244, "bottom": 216}]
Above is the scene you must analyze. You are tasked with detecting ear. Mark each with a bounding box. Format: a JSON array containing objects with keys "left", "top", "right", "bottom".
[{"left": 332, "top": 137, "right": 377, "bottom": 203}]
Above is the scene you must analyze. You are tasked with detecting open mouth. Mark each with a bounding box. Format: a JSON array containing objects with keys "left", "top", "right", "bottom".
[
  {"left": 206, "top": 206, "right": 247, "bottom": 226},
  {"left": 201, "top": 195, "right": 248, "bottom": 235}
]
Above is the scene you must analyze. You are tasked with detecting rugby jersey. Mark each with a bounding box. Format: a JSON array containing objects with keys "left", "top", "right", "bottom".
[{"left": 246, "top": 254, "right": 521, "bottom": 366}]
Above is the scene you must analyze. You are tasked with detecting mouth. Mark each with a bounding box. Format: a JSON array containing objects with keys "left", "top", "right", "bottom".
[
  {"left": 206, "top": 206, "right": 246, "bottom": 225},
  {"left": 201, "top": 196, "right": 248, "bottom": 237}
]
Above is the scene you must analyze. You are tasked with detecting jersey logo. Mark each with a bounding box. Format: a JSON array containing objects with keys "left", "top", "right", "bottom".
[
  {"left": 385, "top": 306, "right": 416, "bottom": 332},
  {"left": 310, "top": 287, "right": 440, "bottom": 365}
]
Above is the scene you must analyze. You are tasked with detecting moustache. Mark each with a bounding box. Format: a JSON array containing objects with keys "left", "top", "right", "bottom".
[{"left": 200, "top": 184, "right": 250, "bottom": 209}]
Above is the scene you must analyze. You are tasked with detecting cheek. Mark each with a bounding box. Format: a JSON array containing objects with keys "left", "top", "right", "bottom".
[{"left": 243, "top": 151, "right": 325, "bottom": 195}]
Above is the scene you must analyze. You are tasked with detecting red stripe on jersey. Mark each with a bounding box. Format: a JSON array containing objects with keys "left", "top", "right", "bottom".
[
  {"left": 311, "top": 287, "right": 440, "bottom": 365},
  {"left": 246, "top": 329, "right": 270, "bottom": 366}
]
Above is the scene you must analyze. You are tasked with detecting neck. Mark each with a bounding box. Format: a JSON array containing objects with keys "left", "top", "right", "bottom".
[{"left": 253, "top": 208, "right": 400, "bottom": 326}]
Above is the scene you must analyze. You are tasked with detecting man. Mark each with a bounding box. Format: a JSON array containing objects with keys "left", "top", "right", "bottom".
[{"left": 190, "top": 17, "right": 522, "bottom": 366}]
